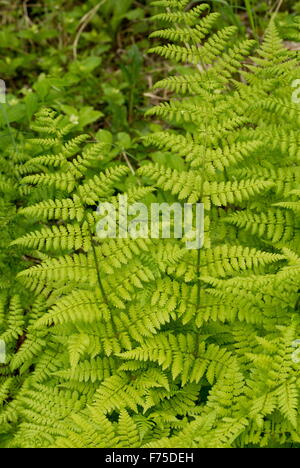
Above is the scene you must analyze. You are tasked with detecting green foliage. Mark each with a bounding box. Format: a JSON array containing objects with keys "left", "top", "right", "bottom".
[{"left": 0, "top": 0, "right": 300, "bottom": 449}]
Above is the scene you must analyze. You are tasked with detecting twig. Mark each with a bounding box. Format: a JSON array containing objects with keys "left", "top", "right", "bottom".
[
  {"left": 122, "top": 152, "right": 142, "bottom": 185},
  {"left": 143, "top": 92, "right": 169, "bottom": 101},
  {"left": 271, "top": 0, "right": 284, "bottom": 20},
  {"left": 72, "top": 0, "right": 107, "bottom": 60},
  {"left": 122, "top": 151, "right": 135, "bottom": 175},
  {"left": 23, "top": 0, "right": 32, "bottom": 26},
  {"left": 22, "top": 255, "right": 42, "bottom": 265}
]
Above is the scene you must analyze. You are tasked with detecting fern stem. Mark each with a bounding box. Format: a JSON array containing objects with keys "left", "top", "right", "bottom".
[
  {"left": 196, "top": 247, "right": 201, "bottom": 310},
  {"left": 294, "top": 293, "right": 300, "bottom": 312},
  {"left": 88, "top": 224, "right": 109, "bottom": 305}
]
